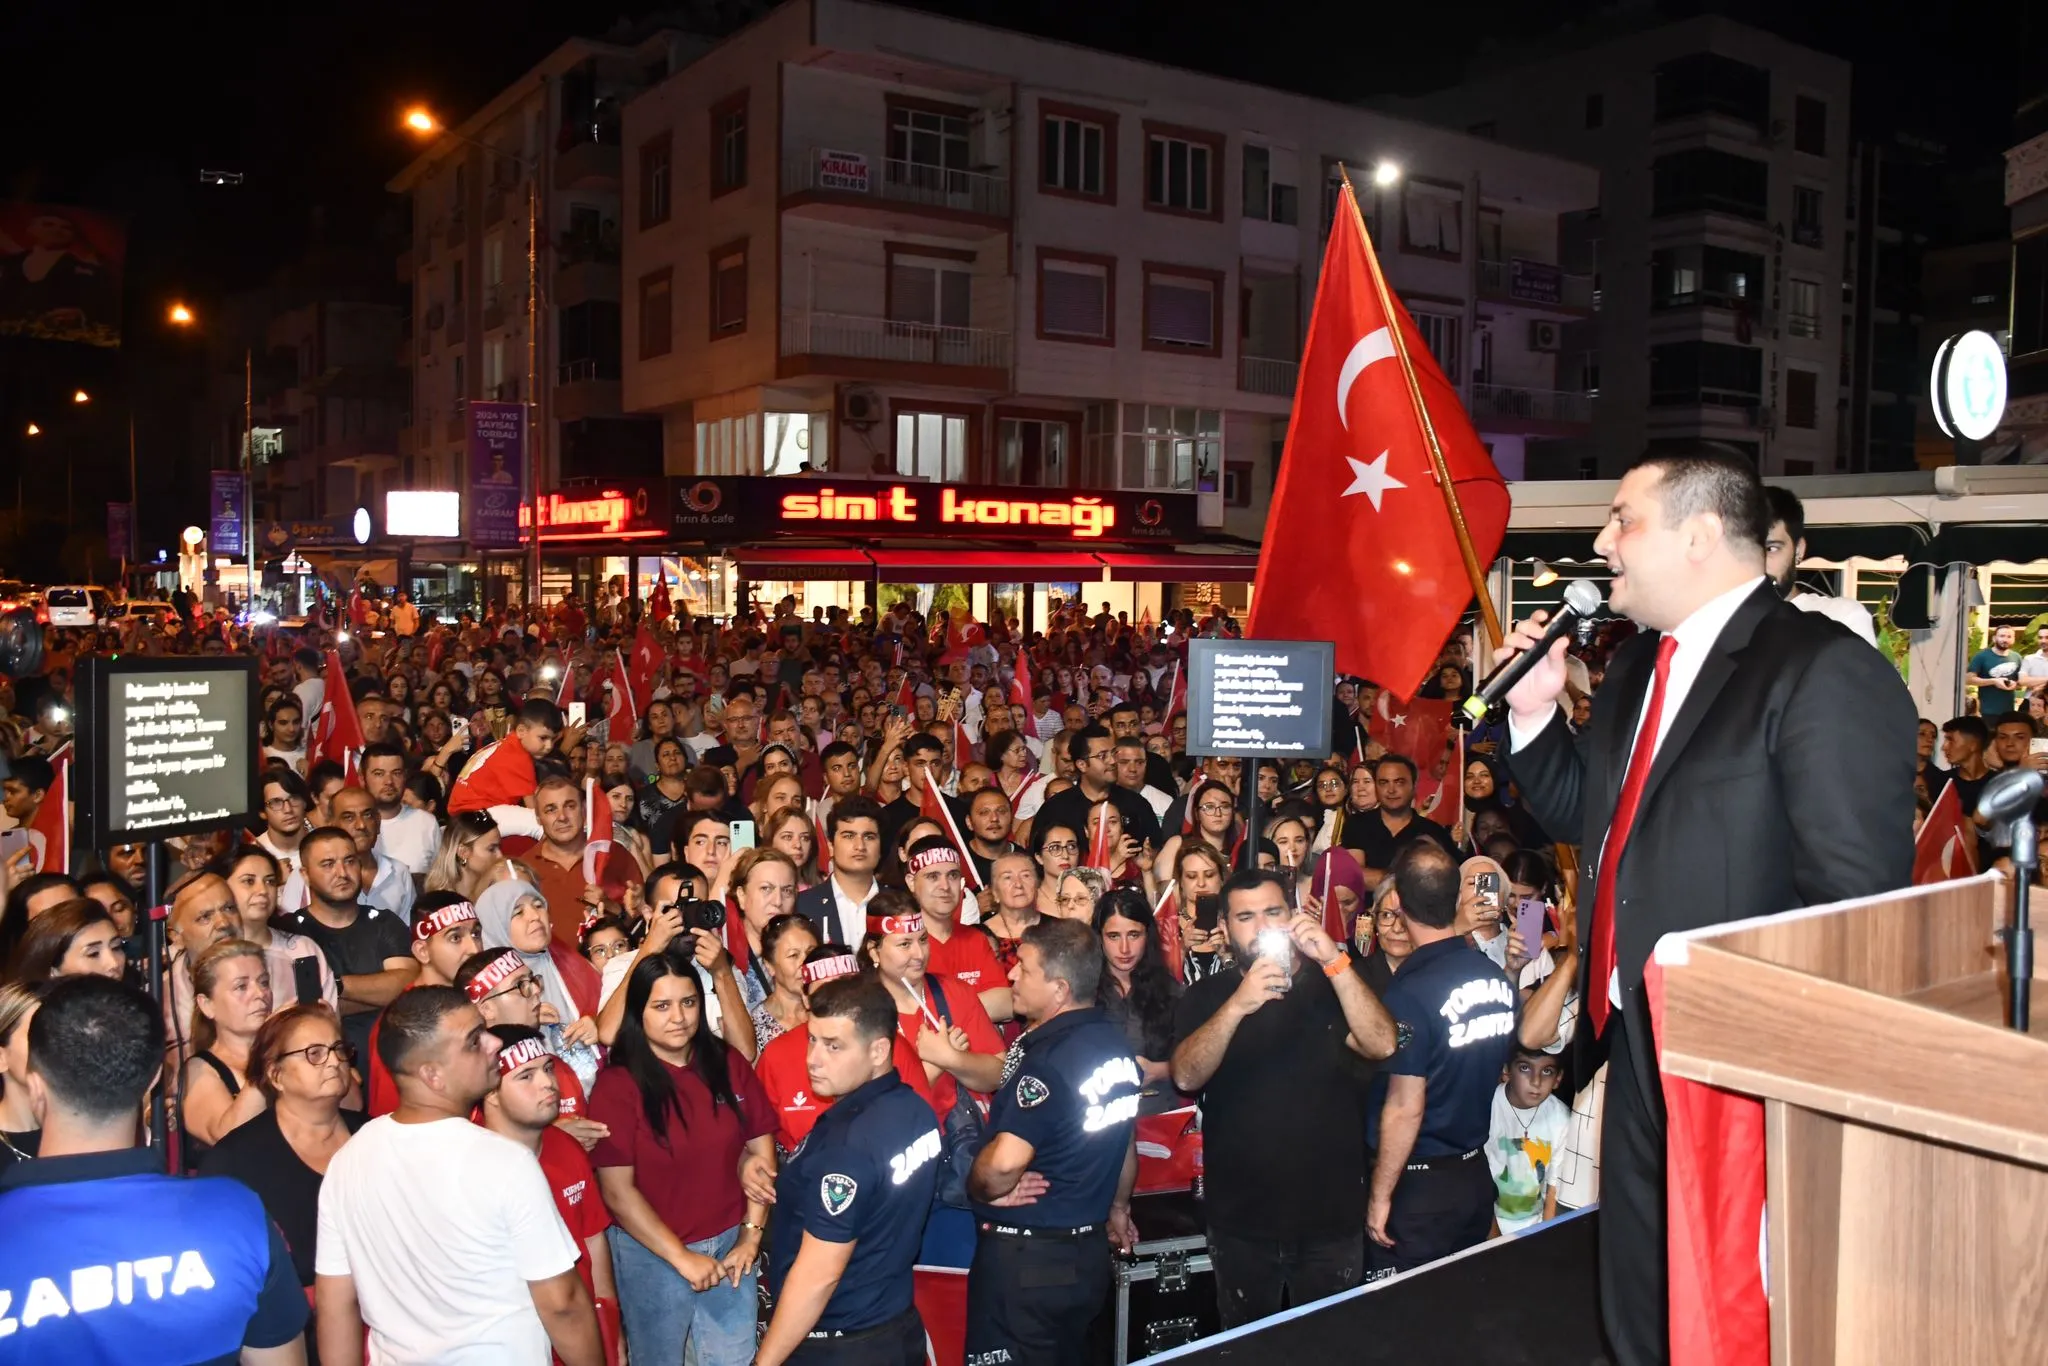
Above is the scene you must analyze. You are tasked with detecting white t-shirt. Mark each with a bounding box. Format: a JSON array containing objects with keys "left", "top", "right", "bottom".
[
  {"left": 376, "top": 803, "right": 443, "bottom": 877},
  {"left": 264, "top": 744, "right": 307, "bottom": 773},
  {"left": 1486, "top": 1086, "right": 1572, "bottom": 1234},
  {"left": 1790, "top": 591, "right": 1879, "bottom": 647},
  {"left": 257, "top": 830, "right": 309, "bottom": 912},
  {"left": 315, "top": 1116, "right": 579, "bottom": 1364},
  {"left": 294, "top": 676, "right": 325, "bottom": 725}
]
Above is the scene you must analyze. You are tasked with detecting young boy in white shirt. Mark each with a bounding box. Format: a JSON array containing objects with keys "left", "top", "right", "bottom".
[{"left": 1486, "top": 1045, "right": 1571, "bottom": 1235}]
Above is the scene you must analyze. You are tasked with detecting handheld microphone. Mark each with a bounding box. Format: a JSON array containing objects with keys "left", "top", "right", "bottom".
[
  {"left": 1460, "top": 580, "right": 1605, "bottom": 726},
  {"left": 1976, "top": 767, "right": 2045, "bottom": 826}
]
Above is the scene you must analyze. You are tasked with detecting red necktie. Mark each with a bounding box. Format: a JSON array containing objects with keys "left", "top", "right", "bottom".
[{"left": 1589, "top": 635, "right": 1678, "bottom": 1038}]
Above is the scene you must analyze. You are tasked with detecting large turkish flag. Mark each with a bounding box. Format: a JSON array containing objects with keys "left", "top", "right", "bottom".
[{"left": 1247, "top": 178, "right": 1509, "bottom": 699}]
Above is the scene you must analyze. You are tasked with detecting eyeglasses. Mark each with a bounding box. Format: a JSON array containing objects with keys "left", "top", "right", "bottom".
[
  {"left": 482, "top": 976, "right": 544, "bottom": 1003},
  {"left": 265, "top": 796, "right": 305, "bottom": 811},
  {"left": 277, "top": 1040, "right": 356, "bottom": 1067},
  {"left": 1041, "top": 841, "right": 1079, "bottom": 857},
  {"left": 1197, "top": 803, "right": 1234, "bottom": 816}
]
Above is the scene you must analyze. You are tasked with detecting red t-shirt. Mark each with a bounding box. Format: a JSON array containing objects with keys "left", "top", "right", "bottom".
[
  {"left": 585, "top": 1051, "right": 775, "bottom": 1244},
  {"left": 753, "top": 1022, "right": 939, "bottom": 1153},
  {"left": 898, "top": 973, "right": 1004, "bottom": 1118},
  {"left": 450, "top": 739, "right": 537, "bottom": 813},
  {"left": 538, "top": 1124, "right": 611, "bottom": 1294},
  {"left": 926, "top": 925, "right": 1006, "bottom": 997}
]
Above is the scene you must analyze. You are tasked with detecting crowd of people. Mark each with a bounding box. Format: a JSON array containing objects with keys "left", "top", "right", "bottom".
[{"left": 0, "top": 497, "right": 2042, "bottom": 1363}]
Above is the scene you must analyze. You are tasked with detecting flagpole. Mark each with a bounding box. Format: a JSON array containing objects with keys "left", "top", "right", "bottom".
[{"left": 1336, "top": 165, "right": 1504, "bottom": 651}]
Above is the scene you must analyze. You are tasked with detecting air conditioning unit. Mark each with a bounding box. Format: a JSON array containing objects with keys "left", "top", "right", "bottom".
[
  {"left": 1529, "top": 320, "right": 1562, "bottom": 352},
  {"left": 841, "top": 386, "right": 881, "bottom": 427}
]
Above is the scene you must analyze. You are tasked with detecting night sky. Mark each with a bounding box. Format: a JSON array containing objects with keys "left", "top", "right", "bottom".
[{"left": 0, "top": 0, "right": 2038, "bottom": 565}]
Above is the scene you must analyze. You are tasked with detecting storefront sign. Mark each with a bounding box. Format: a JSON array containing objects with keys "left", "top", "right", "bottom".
[
  {"left": 468, "top": 400, "right": 526, "bottom": 549},
  {"left": 209, "top": 471, "right": 244, "bottom": 556},
  {"left": 258, "top": 516, "right": 363, "bottom": 550},
  {"left": 521, "top": 479, "right": 671, "bottom": 541},
  {"left": 386, "top": 490, "right": 461, "bottom": 538},
  {"left": 816, "top": 148, "right": 871, "bottom": 193},
  {"left": 662, "top": 478, "right": 1196, "bottom": 544},
  {"left": 1508, "top": 259, "right": 1563, "bottom": 306}
]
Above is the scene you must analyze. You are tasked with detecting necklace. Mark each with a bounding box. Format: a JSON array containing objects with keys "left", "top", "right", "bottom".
[{"left": 0, "top": 1128, "right": 33, "bottom": 1164}]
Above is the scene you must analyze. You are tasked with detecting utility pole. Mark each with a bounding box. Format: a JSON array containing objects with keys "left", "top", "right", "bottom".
[
  {"left": 526, "top": 176, "right": 541, "bottom": 610},
  {"left": 243, "top": 347, "right": 255, "bottom": 614}
]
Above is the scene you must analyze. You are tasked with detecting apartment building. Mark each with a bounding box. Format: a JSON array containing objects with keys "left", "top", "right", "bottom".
[
  {"left": 619, "top": 0, "right": 1599, "bottom": 546},
  {"left": 388, "top": 29, "right": 706, "bottom": 503},
  {"left": 2005, "top": 75, "right": 2048, "bottom": 462},
  {"left": 1396, "top": 15, "right": 1852, "bottom": 478}
]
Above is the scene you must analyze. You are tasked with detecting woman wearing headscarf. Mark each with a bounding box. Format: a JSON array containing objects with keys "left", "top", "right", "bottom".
[
  {"left": 1456, "top": 854, "right": 1515, "bottom": 974},
  {"left": 475, "top": 878, "right": 606, "bottom": 1094},
  {"left": 1302, "top": 847, "right": 1369, "bottom": 949},
  {"left": 1453, "top": 754, "right": 1547, "bottom": 851}
]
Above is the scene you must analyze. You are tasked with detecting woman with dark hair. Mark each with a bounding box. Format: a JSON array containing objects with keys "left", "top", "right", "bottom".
[
  {"left": 5, "top": 898, "right": 126, "bottom": 982},
  {"left": 1093, "top": 888, "right": 1182, "bottom": 1112},
  {"left": 746, "top": 913, "right": 818, "bottom": 1049},
  {"left": 1453, "top": 754, "right": 1546, "bottom": 850},
  {"left": 881, "top": 817, "right": 943, "bottom": 891},
  {"left": 586, "top": 946, "right": 776, "bottom": 1366},
  {"left": 1028, "top": 820, "right": 1081, "bottom": 920},
  {"left": 1157, "top": 779, "right": 1239, "bottom": 877},
  {"left": 0, "top": 871, "right": 82, "bottom": 966},
  {"left": 215, "top": 846, "right": 339, "bottom": 1011},
  {"left": 986, "top": 728, "right": 1048, "bottom": 839},
  {"left": 200, "top": 1003, "right": 362, "bottom": 1363},
  {"left": 603, "top": 777, "right": 657, "bottom": 877}
]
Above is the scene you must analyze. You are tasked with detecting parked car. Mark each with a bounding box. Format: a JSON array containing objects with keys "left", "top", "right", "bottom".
[
  {"left": 113, "top": 601, "right": 180, "bottom": 627},
  {"left": 43, "top": 585, "right": 111, "bottom": 629}
]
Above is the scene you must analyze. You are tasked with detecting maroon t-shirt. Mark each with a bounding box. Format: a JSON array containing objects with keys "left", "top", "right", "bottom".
[{"left": 586, "top": 1050, "right": 776, "bottom": 1244}]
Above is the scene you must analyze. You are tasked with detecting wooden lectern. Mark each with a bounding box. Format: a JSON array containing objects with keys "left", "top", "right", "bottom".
[{"left": 1654, "top": 870, "right": 2048, "bottom": 1365}]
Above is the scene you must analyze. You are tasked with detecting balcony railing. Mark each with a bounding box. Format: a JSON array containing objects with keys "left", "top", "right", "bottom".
[
  {"left": 1239, "top": 355, "right": 1299, "bottom": 396},
  {"left": 1787, "top": 313, "right": 1822, "bottom": 339},
  {"left": 782, "top": 146, "right": 1010, "bottom": 219},
  {"left": 783, "top": 311, "right": 1011, "bottom": 371},
  {"left": 1477, "top": 259, "right": 1597, "bottom": 311},
  {"left": 1469, "top": 383, "right": 1593, "bottom": 426},
  {"left": 558, "top": 358, "right": 621, "bottom": 384}
]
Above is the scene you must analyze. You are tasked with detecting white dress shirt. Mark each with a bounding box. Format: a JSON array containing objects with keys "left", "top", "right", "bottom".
[
  {"left": 1511, "top": 575, "right": 1765, "bottom": 1006},
  {"left": 824, "top": 873, "right": 879, "bottom": 949},
  {"left": 364, "top": 849, "right": 417, "bottom": 923}
]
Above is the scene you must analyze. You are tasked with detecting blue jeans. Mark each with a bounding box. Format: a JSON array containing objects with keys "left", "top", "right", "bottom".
[{"left": 608, "top": 1223, "right": 757, "bottom": 1366}]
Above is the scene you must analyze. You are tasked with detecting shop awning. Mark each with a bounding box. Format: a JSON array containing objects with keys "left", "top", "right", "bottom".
[
  {"left": 867, "top": 549, "right": 1106, "bottom": 582},
  {"left": 1093, "top": 551, "right": 1260, "bottom": 582},
  {"left": 726, "top": 547, "right": 874, "bottom": 580}
]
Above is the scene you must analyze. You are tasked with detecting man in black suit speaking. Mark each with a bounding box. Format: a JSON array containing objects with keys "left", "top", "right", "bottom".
[{"left": 1496, "top": 448, "right": 1915, "bottom": 1365}]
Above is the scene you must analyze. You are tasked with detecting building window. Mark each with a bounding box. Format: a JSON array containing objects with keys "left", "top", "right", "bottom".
[
  {"left": 710, "top": 243, "right": 748, "bottom": 338},
  {"left": 1241, "top": 145, "right": 1298, "bottom": 225},
  {"left": 638, "top": 269, "right": 673, "bottom": 358},
  {"left": 1585, "top": 93, "right": 1604, "bottom": 129},
  {"left": 1143, "top": 265, "right": 1223, "bottom": 354},
  {"left": 1652, "top": 245, "right": 1765, "bottom": 309},
  {"left": 1110, "top": 404, "right": 1218, "bottom": 492},
  {"left": 1649, "top": 341, "right": 1763, "bottom": 407},
  {"left": 1788, "top": 278, "right": 1821, "bottom": 337},
  {"left": 896, "top": 407, "right": 971, "bottom": 483},
  {"left": 1037, "top": 249, "right": 1114, "bottom": 344},
  {"left": 1145, "top": 125, "right": 1220, "bottom": 217},
  {"left": 1784, "top": 368, "right": 1818, "bottom": 428},
  {"left": 1652, "top": 148, "right": 1768, "bottom": 220},
  {"left": 1794, "top": 95, "right": 1826, "bottom": 157},
  {"left": 887, "top": 247, "right": 972, "bottom": 329},
  {"left": 1413, "top": 312, "right": 1462, "bottom": 378},
  {"left": 696, "top": 414, "right": 760, "bottom": 476},
  {"left": 1042, "top": 103, "right": 1114, "bottom": 200},
  {"left": 1793, "top": 186, "right": 1824, "bottom": 248},
  {"left": 711, "top": 91, "right": 747, "bottom": 196},
  {"left": 1653, "top": 52, "right": 1770, "bottom": 128},
  {"left": 888, "top": 100, "right": 973, "bottom": 196},
  {"left": 1402, "top": 179, "right": 1463, "bottom": 257},
  {"left": 452, "top": 354, "right": 464, "bottom": 397},
  {"left": 639, "top": 134, "right": 672, "bottom": 228},
  {"left": 997, "top": 416, "right": 1072, "bottom": 487},
  {"left": 1223, "top": 459, "right": 1254, "bottom": 508}
]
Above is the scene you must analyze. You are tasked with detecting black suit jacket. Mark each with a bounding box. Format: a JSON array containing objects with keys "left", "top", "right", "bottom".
[{"left": 1508, "top": 582, "right": 1916, "bottom": 1004}]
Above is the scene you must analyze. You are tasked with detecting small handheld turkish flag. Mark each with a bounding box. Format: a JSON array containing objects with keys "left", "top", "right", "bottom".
[
  {"left": 27, "top": 743, "right": 71, "bottom": 874},
  {"left": 1009, "top": 647, "right": 1033, "bottom": 710},
  {"left": 627, "top": 624, "right": 661, "bottom": 716},
  {"left": 1247, "top": 176, "right": 1508, "bottom": 699},
  {"left": 311, "top": 650, "right": 366, "bottom": 782},
  {"left": 1913, "top": 780, "right": 1977, "bottom": 884},
  {"left": 650, "top": 577, "right": 673, "bottom": 623}
]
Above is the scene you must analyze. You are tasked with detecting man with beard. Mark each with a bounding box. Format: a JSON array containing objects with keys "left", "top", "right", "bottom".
[
  {"left": 316, "top": 988, "right": 602, "bottom": 1365},
  {"left": 276, "top": 828, "right": 417, "bottom": 1066},
  {"left": 1762, "top": 485, "right": 1878, "bottom": 646}
]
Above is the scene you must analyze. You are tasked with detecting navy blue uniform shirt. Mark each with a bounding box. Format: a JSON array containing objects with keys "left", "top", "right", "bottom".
[
  {"left": 1366, "top": 936, "right": 1517, "bottom": 1158},
  {"left": 974, "top": 1006, "right": 1141, "bottom": 1228},
  {"left": 770, "top": 1070, "right": 942, "bottom": 1333},
  {"left": 0, "top": 1147, "right": 307, "bottom": 1365}
]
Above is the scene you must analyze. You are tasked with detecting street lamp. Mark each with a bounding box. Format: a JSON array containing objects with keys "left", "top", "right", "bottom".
[
  {"left": 72, "top": 389, "right": 90, "bottom": 404},
  {"left": 168, "top": 303, "right": 194, "bottom": 326},
  {"left": 161, "top": 302, "right": 257, "bottom": 613},
  {"left": 1372, "top": 161, "right": 1401, "bottom": 188},
  {"left": 24, "top": 424, "right": 38, "bottom": 438},
  {"left": 404, "top": 101, "right": 545, "bottom": 610}
]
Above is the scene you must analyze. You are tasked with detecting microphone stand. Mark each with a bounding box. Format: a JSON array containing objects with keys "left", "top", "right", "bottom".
[{"left": 2007, "top": 812, "right": 2035, "bottom": 1034}]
